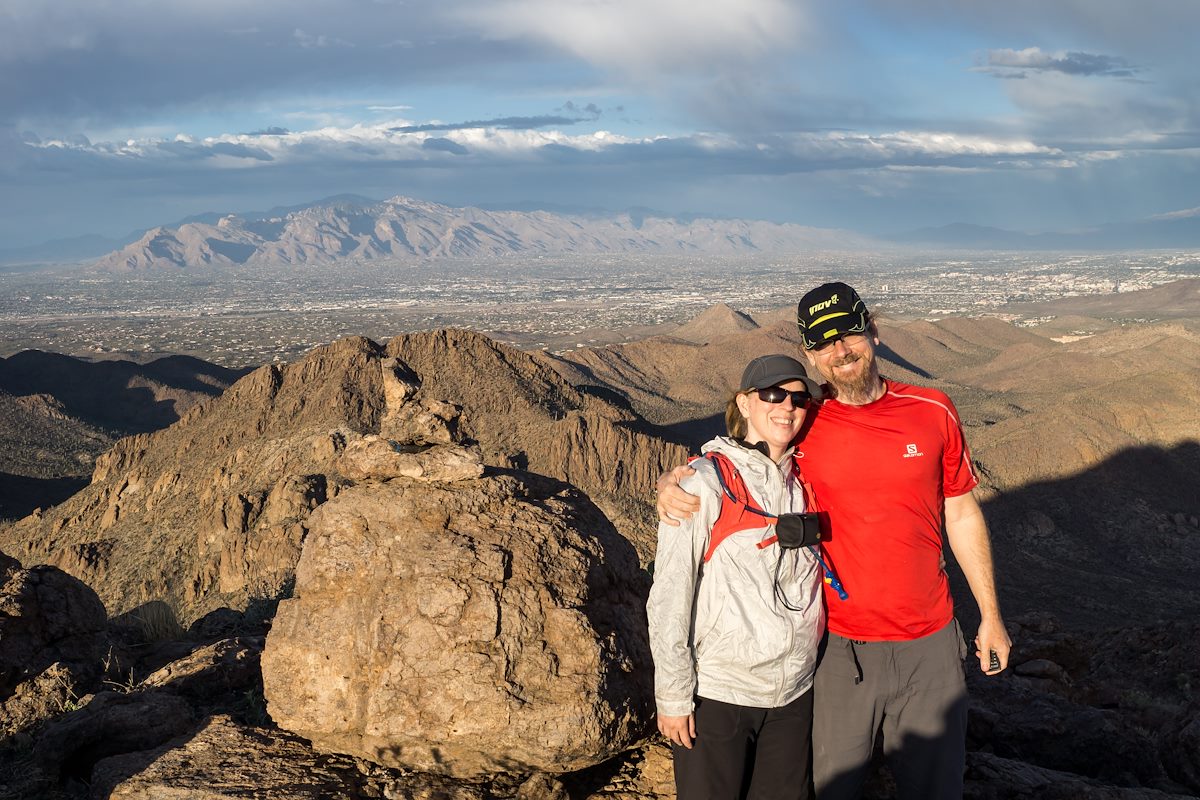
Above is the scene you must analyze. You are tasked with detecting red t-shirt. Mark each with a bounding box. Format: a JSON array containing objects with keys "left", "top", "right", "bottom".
[{"left": 794, "top": 378, "right": 978, "bottom": 640}]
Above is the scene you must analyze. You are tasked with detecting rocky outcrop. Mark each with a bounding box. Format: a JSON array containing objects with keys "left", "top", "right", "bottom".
[
  {"left": 261, "top": 453, "right": 653, "bottom": 778},
  {"left": 964, "top": 752, "right": 1198, "bottom": 799},
  {"left": 385, "top": 329, "right": 688, "bottom": 559},
  {"left": 139, "top": 636, "right": 263, "bottom": 699},
  {"left": 0, "top": 628, "right": 275, "bottom": 796},
  {"left": 90, "top": 715, "right": 381, "bottom": 799},
  {"left": 0, "top": 330, "right": 684, "bottom": 625},
  {"left": 336, "top": 437, "right": 484, "bottom": 482},
  {"left": 0, "top": 555, "right": 108, "bottom": 737},
  {"left": 32, "top": 690, "right": 195, "bottom": 778}
]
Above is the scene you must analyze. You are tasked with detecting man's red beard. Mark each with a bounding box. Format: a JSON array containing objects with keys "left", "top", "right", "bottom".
[{"left": 824, "top": 352, "right": 881, "bottom": 404}]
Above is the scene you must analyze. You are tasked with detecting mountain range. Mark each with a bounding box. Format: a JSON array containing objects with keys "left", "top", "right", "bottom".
[
  {"left": 6, "top": 195, "right": 1200, "bottom": 269},
  {"left": 0, "top": 352, "right": 248, "bottom": 520},
  {"left": 4, "top": 280, "right": 1197, "bottom": 629},
  {"left": 86, "top": 196, "right": 872, "bottom": 270}
]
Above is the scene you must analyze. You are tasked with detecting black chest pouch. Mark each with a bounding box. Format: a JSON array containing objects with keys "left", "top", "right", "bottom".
[{"left": 774, "top": 512, "right": 822, "bottom": 549}]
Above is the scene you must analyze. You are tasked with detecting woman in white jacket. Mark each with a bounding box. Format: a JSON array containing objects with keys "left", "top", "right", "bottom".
[{"left": 647, "top": 354, "right": 827, "bottom": 800}]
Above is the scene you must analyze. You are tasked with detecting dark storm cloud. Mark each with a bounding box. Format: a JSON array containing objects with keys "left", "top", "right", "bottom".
[
  {"left": 0, "top": 0, "right": 541, "bottom": 127},
  {"left": 980, "top": 48, "right": 1140, "bottom": 79},
  {"left": 558, "top": 101, "right": 602, "bottom": 117},
  {"left": 422, "top": 137, "right": 469, "bottom": 155},
  {"left": 390, "top": 115, "right": 589, "bottom": 133},
  {"left": 156, "top": 140, "right": 275, "bottom": 161}
]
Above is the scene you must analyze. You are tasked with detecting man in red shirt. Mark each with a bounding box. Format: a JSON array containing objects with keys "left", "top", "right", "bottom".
[{"left": 657, "top": 282, "right": 1011, "bottom": 800}]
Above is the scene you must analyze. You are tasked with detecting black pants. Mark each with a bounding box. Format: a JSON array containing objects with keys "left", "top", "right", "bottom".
[{"left": 673, "top": 690, "right": 814, "bottom": 800}]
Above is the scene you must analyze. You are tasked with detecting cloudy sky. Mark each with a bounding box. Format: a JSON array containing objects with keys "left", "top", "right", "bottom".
[{"left": 2, "top": 0, "right": 1198, "bottom": 248}]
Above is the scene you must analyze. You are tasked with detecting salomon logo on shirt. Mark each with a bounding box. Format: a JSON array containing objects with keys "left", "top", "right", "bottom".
[{"left": 903, "top": 443, "right": 924, "bottom": 458}]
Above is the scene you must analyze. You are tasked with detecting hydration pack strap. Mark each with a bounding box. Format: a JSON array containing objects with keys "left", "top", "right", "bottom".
[{"left": 697, "top": 452, "right": 847, "bottom": 601}]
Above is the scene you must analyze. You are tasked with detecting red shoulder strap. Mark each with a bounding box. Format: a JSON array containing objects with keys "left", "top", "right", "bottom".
[
  {"left": 792, "top": 452, "right": 820, "bottom": 513},
  {"left": 699, "top": 452, "right": 778, "bottom": 562}
]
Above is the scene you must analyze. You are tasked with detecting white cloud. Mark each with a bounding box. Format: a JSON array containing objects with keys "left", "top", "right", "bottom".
[
  {"left": 997, "top": 68, "right": 1191, "bottom": 140},
  {"left": 817, "top": 131, "right": 1059, "bottom": 159},
  {"left": 292, "top": 28, "right": 355, "bottom": 49},
  {"left": 458, "top": 0, "right": 807, "bottom": 76},
  {"left": 20, "top": 119, "right": 1077, "bottom": 177},
  {"left": 1150, "top": 206, "right": 1200, "bottom": 221}
]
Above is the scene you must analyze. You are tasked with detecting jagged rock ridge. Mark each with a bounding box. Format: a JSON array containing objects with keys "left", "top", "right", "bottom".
[
  {"left": 0, "top": 330, "right": 686, "bottom": 624},
  {"left": 92, "top": 195, "right": 873, "bottom": 270}
]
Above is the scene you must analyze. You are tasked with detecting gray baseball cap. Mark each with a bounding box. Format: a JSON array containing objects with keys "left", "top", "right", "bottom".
[{"left": 739, "top": 354, "right": 823, "bottom": 400}]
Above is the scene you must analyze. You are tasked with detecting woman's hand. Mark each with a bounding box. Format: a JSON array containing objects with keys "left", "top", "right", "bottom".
[
  {"left": 657, "top": 712, "right": 697, "bottom": 748},
  {"left": 655, "top": 465, "right": 700, "bottom": 525}
]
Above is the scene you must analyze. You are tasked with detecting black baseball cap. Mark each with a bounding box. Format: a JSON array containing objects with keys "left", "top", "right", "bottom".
[
  {"left": 796, "top": 282, "right": 870, "bottom": 350},
  {"left": 739, "top": 354, "right": 823, "bottom": 399}
]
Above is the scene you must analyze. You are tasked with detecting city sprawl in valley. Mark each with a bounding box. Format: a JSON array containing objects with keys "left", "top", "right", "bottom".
[{"left": 2, "top": 250, "right": 1196, "bottom": 366}]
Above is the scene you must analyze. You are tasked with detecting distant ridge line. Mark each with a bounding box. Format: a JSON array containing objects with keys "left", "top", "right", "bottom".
[{"left": 90, "top": 195, "right": 876, "bottom": 271}]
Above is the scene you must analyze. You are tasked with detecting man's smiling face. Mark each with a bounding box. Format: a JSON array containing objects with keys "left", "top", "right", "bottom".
[{"left": 804, "top": 331, "right": 882, "bottom": 406}]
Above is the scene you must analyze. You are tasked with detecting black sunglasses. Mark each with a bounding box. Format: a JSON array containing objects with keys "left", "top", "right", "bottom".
[
  {"left": 811, "top": 332, "right": 866, "bottom": 352},
  {"left": 754, "top": 387, "right": 812, "bottom": 408}
]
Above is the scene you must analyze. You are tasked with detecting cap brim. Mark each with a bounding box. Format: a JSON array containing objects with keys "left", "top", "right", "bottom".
[
  {"left": 800, "top": 312, "right": 869, "bottom": 350},
  {"left": 747, "top": 373, "right": 824, "bottom": 401}
]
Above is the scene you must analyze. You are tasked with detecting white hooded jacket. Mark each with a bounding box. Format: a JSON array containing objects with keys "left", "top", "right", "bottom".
[{"left": 647, "top": 436, "right": 826, "bottom": 717}]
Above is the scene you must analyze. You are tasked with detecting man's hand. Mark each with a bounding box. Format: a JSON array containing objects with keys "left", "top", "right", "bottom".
[
  {"left": 655, "top": 465, "right": 700, "bottom": 526},
  {"left": 974, "top": 615, "right": 1012, "bottom": 675},
  {"left": 944, "top": 491, "right": 1011, "bottom": 675},
  {"left": 658, "top": 712, "right": 696, "bottom": 748}
]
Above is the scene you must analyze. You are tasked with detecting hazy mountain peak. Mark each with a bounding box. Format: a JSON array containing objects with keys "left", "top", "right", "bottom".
[
  {"left": 89, "top": 194, "right": 877, "bottom": 270},
  {"left": 672, "top": 303, "right": 760, "bottom": 344}
]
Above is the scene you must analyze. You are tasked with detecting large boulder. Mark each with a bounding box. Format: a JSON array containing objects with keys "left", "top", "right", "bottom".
[
  {"left": 261, "top": 450, "right": 653, "bottom": 778},
  {"left": 0, "top": 561, "right": 107, "bottom": 681},
  {"left": 0, "top": 556, "right": 108, "bottom": 736}
]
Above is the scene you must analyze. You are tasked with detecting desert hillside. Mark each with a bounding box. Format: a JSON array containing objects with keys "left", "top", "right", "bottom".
[
  {"left": 0, "top": 352, "right": 248, "bottom": 520},
  {"left": 0, "top": 330, "right": 686, "bottom": 625}
]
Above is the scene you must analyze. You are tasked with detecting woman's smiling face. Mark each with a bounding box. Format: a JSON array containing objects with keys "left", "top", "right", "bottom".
[{"left": 736, "top": 379, "right": 810, "bottom": 459}]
